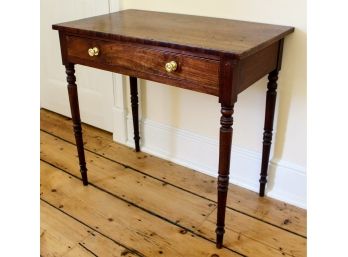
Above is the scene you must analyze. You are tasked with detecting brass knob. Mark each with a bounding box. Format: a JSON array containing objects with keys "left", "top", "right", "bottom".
[
  {"left": 165, "top": 61, "right": 178, "bottom": 72},
  {"left": 88, "top": 47, "right": 100, "bottom": 57}
]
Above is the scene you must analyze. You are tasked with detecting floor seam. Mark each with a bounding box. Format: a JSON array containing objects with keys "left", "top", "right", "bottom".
[
  {"left": 41, "top": 128, "right": 307, "bottom": 239},
  {"left": 41, "top": 159, "right": 247, "bottom": 257},
  {"left": 41, "top": 198, "right": 147, "bottom": 257}
]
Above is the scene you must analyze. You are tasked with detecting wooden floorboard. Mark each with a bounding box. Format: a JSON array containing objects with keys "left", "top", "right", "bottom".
[
  {"left": 40, "top": 109, "right": 307, "bottom": 237},
  {"left": 40, "top": 109, "right": 307, "bottom": 257},
  {"left": 41, "top": 130, "right": 305, "bottom": 257},
  {"left": 41, "top": 161, "right": 241, "bottom": 257},
  {"left": 40, "top": 200, "right": 141, "bottom": 257},
  {"left": 40, "top": 132, "right": 217, "bottom": 232}
]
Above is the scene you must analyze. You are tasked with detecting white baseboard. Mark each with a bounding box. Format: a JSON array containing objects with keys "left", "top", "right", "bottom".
[{"left": 120, "top": 116, "right": 306, "bottom": 209}]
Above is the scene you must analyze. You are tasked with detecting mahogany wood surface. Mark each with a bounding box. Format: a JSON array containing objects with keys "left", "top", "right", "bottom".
[
  {"left": 53, "top": 9, "right": 295, "bottom": 249},
  {"left": 65, "top": 64, "right": 88, "bottom": 186},
  {"left": 54, "top": 10, "right": 294, "bottom": 99},
  {"left": 66, "top": 35, "right": 220, "bottom": 95},
  {"left": 259, "top": 70, "right": 279, "bottom": 196},
  {"left": 53, "top": 9, "right": 293, "bottom": 59},
  {"left": 216, "top": 105, "right": 235, "bottom": 248},
  {"left": 130, "top": 76, "right": 140, "bottom": 152},
  {"left": 238, "top": 42, "right": 279, "bottom": 94}
]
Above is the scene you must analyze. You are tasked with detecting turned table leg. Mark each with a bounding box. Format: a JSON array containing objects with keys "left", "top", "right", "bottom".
[
  {"left": 216, "top": 104, "right": 234, "bottom": 248},
  {"left": 65, "top": 63, "right": 88, "bottom": 186},
  {"left": 130, "top": 76, "right": 140, "bottom": 152},
  {"left": 259, "top": 70, "right": 279, "bottom": 196}
]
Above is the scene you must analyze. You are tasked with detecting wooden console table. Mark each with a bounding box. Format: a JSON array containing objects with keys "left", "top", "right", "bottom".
[{"left": 53, "top": 9, "right": 294, "bottom": 248}]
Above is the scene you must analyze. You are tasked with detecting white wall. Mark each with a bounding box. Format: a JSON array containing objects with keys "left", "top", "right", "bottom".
[
  {"left": 40, "top": 0, "right": 115, "bottom": 132},
  {"left": 117, "top": 0, "right": 307, "bottom": 208}
]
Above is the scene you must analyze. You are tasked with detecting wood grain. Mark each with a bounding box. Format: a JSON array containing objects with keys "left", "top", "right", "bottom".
[
  {"left": 40, "top": 132, "right": 217, "bottom": 231},
  {"left": 198, "top": 209, "right": 306, "bottom": 257},
  {"left": 53, "top": 9, "right": 294, "bottom": 99},
  {"left": 216, "top": 105, "right": 235, "bottom": 248},
  {"left": 40, "top": 161, "right": 241, "bottom": 257},
  {"left": 65, "top": 35, "right": 220, "bottom": 95},
  {"left": 40, "top": 201, "right": 139, "bottom": 257},
  {"left": 65, "top": 63, "right": 88, "bottom": 185},
  {"left": 40, "top": 111, "right": 307, "bottom": 256},
  {"left": 40, "top": 109, "right": 307, "bottom": 237},
  {"left": 259, "top": 70, "right": 279, "bottom": 196},
  {"left": 63, "top": 236, "right": 139, "bottom": 257},
  {"left": 238, "top": 42, "right": 279, "bottom": 94},
  {"left": 41, "top": 201, "right": 90, "bottom": 257},
  {"left": 53, "top": 9, "right": 294, "bottom": 59}
]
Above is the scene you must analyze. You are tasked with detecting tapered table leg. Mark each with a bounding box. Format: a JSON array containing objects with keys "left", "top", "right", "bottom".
[
  {"left": 130, "top": 76, "right": 140, "bottom": 152},
  {"left": 216, "top": 104, "right": 234, "bottom": 249},
  {"left": 259, "top": 70, "right": 279, "bottom": 196},
  {"left": 65, "top": 63, "right": 88, "bottom": 186}
]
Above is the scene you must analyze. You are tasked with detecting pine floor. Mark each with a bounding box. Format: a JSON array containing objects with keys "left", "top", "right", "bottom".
[{"left": 40, "top": 109, "right": 307, "bottom": 257}]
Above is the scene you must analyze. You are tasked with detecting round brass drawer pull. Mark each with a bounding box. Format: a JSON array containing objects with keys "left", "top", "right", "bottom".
[
  {"left": 165, "top": 61, "right": 177, "bottom": 72},
  {"left": 88, "top": 47, "right": 100, "bottom": 57}
]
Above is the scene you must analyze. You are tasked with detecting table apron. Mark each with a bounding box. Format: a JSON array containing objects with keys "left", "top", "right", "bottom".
[{"left": 64, "top": 35, "right": 221, "bottom": 96}]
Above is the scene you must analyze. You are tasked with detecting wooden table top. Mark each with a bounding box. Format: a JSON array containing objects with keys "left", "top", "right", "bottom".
[{"left": 53, "top": 9, "right": 294, "bottom": 59}]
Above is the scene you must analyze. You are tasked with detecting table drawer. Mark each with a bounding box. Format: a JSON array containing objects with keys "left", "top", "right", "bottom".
[{"left": 65, "top": 35, "right": 220, "bottom": 95}]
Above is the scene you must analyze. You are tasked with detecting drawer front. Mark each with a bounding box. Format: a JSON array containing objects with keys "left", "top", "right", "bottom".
[{"left": 66, "top": 35, "right": 220, "bottom": 95}]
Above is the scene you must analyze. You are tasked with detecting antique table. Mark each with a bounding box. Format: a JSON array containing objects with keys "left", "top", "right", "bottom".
[{"left": 53, "top": 9, "right": 294, "bottom": 248}]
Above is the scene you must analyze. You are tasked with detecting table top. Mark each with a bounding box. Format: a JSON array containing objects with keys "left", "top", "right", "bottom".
[{"left": 53, "top": 9, "right": 294, "bottom": 59}]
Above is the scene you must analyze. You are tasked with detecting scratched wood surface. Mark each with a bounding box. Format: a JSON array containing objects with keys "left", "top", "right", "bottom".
[
  {"left": 40, "top": 201, "right": 140, "bottom": 257},
  {"left": 40, "top": 109, "right": 307, "bottom": 257}
]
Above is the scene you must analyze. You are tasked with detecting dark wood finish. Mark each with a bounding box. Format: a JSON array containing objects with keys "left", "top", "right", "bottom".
[
  {"left": 53, "top": 10, "right": 294, "bottom": 249},
  {"left": 215, "top": 55, "right": 239, "bottom": 248},
  {"left": 276, "top": 39, "right": 285, "bottom": 71},
  {"left": 130, "top": 76, "right": 140, "bottom": 152},
  {"left": 259, "top": 70, "right": 279, "bottom": 196},
  {"left": 65, "top": 63, "right": 88, "bottom": 185},
  {"left": 53, "top": 9, "right": 293, "bottom": 59},
  {"left": 65, "top": 35, "right": 220, "bottom": 95},
  {"left": 259, "top": 39, "right": 284, "bottom": 196},
  {"left": 58, "top": 31, "right": 68, "bottom": 65},
  {"left": 216, "top": 105, "right": 234, "bottom": 248},
  {"left": 238, "top": 41, "right": 279, "bottom": 94},
  {"left": 218, "top": 55, "right": 240, "bottom": 105},
  {"left": 54, "top": 10, "right": 294, "bottom": 99}
]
